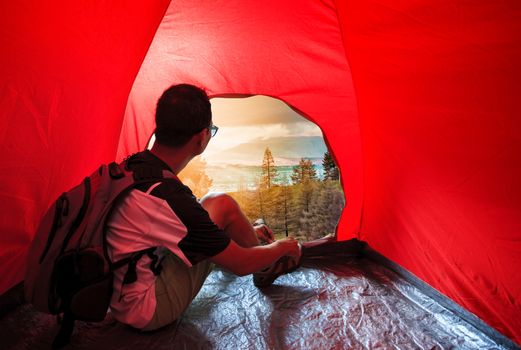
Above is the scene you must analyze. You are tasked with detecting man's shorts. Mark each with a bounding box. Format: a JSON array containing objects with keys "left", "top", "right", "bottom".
[{"left": 142, "top": 251, "right": 213, "bottom": 331}]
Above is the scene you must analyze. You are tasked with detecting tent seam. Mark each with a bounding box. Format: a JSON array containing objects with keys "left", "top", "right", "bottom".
[{"left": 331, "top": 0, "right": 365, "bottom": 241}]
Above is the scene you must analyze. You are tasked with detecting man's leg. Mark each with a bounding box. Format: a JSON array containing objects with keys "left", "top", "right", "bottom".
[
  {"left": 143, "top": 193, "right": 259, "bottom": 331},
  {"left": 200, "top": 193, "right": 302, "bottom": 288},
  {"left": 200, "top": 193, "right": 260, "bottom": 248},
  {"left": 142, "top": 252, "right": 212, "bottom": 331}
]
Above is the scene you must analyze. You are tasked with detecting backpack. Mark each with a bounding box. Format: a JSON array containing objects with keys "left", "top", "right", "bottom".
[{"left": 24, "top": 160, "right": 176, "bottom": 348}]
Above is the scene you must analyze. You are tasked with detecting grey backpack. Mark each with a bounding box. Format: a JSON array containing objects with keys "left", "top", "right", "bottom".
[{"left": 25, "top": 160, "right": 175, "bottom": 348}]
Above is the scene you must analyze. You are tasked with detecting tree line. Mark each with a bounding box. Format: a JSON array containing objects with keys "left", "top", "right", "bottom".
[
  {"left": 178, "top": 147, "right": 344, "bottom": 241},
  {"left": 230, "top": 147, "right": 343, "bottom": 241}
]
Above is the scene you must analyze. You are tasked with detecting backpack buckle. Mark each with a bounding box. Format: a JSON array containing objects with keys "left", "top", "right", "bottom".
[{"left": 108, "top": 162, "right": 125, "bottom": 179}]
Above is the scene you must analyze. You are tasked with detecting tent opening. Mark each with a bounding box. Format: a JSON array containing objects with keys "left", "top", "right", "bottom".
[{"left": 147, "top": 95, "right": 345, "bottom": 243}]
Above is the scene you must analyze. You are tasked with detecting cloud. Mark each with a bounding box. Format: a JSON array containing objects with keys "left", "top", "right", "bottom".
[
  {"left": 202, "top": 96, "right": 326, "bottom": 166},
  {"left": 211, "top": 95, "right": 307, "bottom": 126},
  {"left": 204, "top": 136, "right": 327, "bottom": 166},
  {"left": 205, "top": 121, "right": 322, "bottom": 154}
]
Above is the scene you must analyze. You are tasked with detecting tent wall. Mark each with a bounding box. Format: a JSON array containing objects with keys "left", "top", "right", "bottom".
[
  {"left": 335, "top": 0, "right": 521, "bottom": 344},
  {"left": 0, "top": 1, "right": 170, "bottom": 295}
]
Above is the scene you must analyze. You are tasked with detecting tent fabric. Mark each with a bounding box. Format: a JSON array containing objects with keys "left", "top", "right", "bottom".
[
  {"left": 0, "top": 1, "right": 170, "bottom": 297},
  {"left": 1, "top": 0, "right": 520, "bottom": 346},
  {"left": 335, "top": 0, "right": 521, "bottom": 343}
]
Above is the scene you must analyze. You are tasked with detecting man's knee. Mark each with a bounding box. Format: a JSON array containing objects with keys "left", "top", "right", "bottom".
[
  {"left": 200, "top": 192, "right": 236, "bottom": 209},
  {"left": 200, "top": 193, "right": 241, "bottom": 224}
]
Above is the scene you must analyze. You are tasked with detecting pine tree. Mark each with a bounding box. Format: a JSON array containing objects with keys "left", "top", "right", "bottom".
[
  {"left": 264, "top": 179, "right": 294, "bottom": 237},
  {"left": 322, "top": 151, "right": 339, "bottom": 181},
  {"left": 291, "top": 158, "right": 317, "bottom": 184},
  {"left": 315, "top": 181, "right": 344, "bottom": 236},
  {"left": 281, "top": 176, "right": 291, "bottom": 237},
  {"left": 299, "top": 181, "right": 344, "bottom": 241},
  {"left": 289, "top": 158, "right": 317, "bottom": 238},
  {"left": 299, "top": 181, "right": 315, "bottom": 213},
  {"left": 261, "top": 147, "right": 278, "bottom": 189},
  {"left": 287, "top": 184, "right": 303, "bottom": 237},
  {"left": 264, "top": 186, "right": 284, "bottom": 236}
]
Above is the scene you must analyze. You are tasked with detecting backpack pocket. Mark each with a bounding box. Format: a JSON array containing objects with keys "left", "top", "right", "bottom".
[
  {"left": 52, "top": 249, "right": 112, "bottom": 321},
  {"left": 70, "top": 274, "right": 113, "bottom": 322}
]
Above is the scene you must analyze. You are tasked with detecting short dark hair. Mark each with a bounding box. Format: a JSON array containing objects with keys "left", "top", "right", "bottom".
[{"left": 155, "top": 84, "right": 212, "bottom": 147}]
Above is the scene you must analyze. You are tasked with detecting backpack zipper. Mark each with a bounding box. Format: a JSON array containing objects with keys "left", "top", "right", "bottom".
[
  {"left": 39, "top": 193, "right": 68, "bottom": 264},
  {"left": 59, "top": 177, "right": 91, "bottom": 255}
]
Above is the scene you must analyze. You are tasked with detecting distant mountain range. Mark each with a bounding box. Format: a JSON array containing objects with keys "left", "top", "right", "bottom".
[{"left": 207, "top": 136, "right": 328, "bottom": 166}]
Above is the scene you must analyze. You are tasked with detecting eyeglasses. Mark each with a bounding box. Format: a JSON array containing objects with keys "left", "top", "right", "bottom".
[{"left": 208, "top": 124, "right": 219, "bottom": 137}]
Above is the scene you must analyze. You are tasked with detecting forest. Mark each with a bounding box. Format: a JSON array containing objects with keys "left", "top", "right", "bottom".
[{"left": 179, "top": 148, "right": 344, "bottom": 241}]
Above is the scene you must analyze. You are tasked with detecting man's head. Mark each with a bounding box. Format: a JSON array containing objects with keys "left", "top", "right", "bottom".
[{"left": 155, "top": 84, "right": 212, "bottom": 148}]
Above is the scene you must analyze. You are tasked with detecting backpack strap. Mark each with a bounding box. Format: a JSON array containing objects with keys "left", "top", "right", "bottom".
[
  {"left": 145, "top": 182, "right": 162, "bottom": 195},
  {"left": 132, "top": 166, "right": 163, "bottom": 181},
  {"left": 112, "top": 247, "right": 161, "bottom": 284},
  {"left": 104, "top": 160, "right": 176, "bottom": 300},
  {"left": 108, "top": 162, "right": 125, "bottom": 179},
  {"left": 52, "top": 311, "right": 75, "bottom": 349},
  {"left": 50, "top": 160, "right": 175, "bottom": 348},
  {"left": 112, "top": 247, "right": 163, "bottom": 302}
]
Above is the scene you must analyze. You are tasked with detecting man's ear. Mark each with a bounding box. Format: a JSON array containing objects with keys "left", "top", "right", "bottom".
[
  {"left": 193, "top": 128, "right": 208, "bottom": 154},
  {"left": 195, "top": 128, "right": 207, "bottom": 145}
]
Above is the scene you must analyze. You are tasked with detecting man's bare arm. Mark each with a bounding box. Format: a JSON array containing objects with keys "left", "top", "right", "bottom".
[{"left": 210, "top": 238, "right": 300, "bottom": 276}]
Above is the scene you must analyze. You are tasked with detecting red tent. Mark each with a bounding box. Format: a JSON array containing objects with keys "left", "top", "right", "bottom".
[{"left": 1, "top": 0, "right": 520, "bottom": 345}]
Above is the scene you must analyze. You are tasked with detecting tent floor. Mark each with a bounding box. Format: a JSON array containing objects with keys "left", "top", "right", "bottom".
[{"left": 1, "top": 256, "right": 507, "bottom": 349}]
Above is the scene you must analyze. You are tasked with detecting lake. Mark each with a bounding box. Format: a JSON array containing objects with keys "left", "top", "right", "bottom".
[{"left": 206, "top": 164, "right": 324, "bottom": 193}]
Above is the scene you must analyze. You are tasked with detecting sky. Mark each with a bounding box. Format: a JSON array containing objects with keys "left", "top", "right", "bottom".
[{"left": 204, "top": 95, "right": 326, "bottom": 166}]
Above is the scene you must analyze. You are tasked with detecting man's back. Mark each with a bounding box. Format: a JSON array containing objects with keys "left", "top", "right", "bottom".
[{"left": 106, "top": 151, "right": 231, "bottom": 329}]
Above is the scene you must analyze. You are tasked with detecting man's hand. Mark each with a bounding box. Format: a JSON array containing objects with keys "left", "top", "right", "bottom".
[
  {"left": 254, "top": 223, "right": 275, "bottom": 244},
  {"left": 210, "top": 236, "right": 301, "bottom": 276},
  {"left": 274, "top": 237, "right": 301, "bottom": 259}
]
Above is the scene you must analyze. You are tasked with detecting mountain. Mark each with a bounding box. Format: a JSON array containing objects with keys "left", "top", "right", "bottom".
[{"left": 207, "top": 136, "right": 328, "bottom": 166}]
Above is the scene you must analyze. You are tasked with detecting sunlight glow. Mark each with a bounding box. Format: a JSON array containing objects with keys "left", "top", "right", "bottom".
[{"left": 206, "top": 96, "right": 324, "bottom": 166}]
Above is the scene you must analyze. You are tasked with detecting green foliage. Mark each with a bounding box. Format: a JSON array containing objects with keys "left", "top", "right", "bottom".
[
  {"left": 291, "top": 158, "right": 317, "bottom": 184},
  {"left": 299, "top": 180, "right": 344, "bottom": 241},
  {"left": 322, "top": 151, "right": 339, "bottom": 181},
  {"left": 228, "top": 150, "right": 344, "bottom": 242},
  {"left": 229, "top": 178, "right": 343, "bottom": 242}
]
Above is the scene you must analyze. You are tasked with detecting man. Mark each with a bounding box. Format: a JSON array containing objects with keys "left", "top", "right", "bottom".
[{"left": 106, "top": 84, "right": 302, "bottom": 331}]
